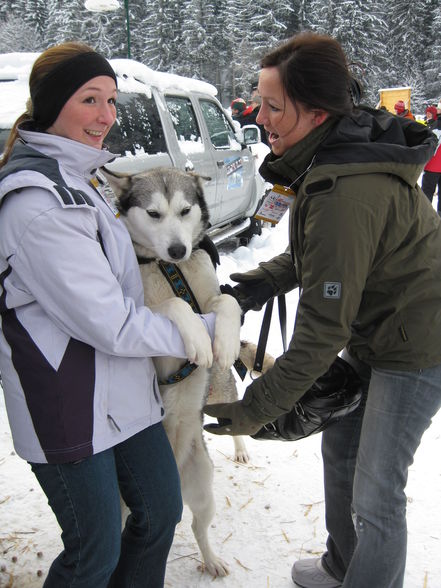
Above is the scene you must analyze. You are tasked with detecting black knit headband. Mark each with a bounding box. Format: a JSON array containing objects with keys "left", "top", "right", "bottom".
[{"left": 31, "top": 51, "right": 118, "bottom": 130}]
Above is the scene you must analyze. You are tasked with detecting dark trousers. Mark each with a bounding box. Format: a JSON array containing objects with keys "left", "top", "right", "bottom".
[
  {"left": 30, "top": 423, "right": 182, "bottom": 588},
  {"left": 321, "top": 351, "right": 441, "bottom": 588},
  {"left": 421, "top": 170, "right": 441, "bottom": 212}
]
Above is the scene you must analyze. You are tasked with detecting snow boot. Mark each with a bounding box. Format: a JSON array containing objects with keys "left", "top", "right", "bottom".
[{"left": 292, "top": 557, "right": 342, "bottom": 588}]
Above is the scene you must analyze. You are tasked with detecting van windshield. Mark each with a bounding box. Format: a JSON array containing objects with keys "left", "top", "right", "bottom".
[{"left": 106, "top": 92, "right": 167, "bottom": 156}]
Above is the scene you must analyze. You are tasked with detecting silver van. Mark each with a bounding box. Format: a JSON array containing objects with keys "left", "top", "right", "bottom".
[{"left": 0, "top": 54, "right": 269, "bottom": 243}]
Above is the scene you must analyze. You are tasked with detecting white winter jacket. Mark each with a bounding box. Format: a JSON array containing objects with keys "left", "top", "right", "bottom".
[{"left": 0, "top": 128, "right": 215, "bottom": 464}]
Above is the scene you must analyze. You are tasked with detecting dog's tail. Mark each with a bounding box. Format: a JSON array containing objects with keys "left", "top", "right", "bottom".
[{"left": 238, "top": 340, "right": 275, "bottom": 374}]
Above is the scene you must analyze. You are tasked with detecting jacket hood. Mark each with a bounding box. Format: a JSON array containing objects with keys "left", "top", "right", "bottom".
[
  {"left": 16, "top": 124, "right": 118, "bottom": 176},
  {"left": 260, "top": 107, "right": 437, "bottom": 189},
  {"left": 0, "top": 129, "right": 118, "bottom": 206},
  {"left": 317, "top": 106, "right": 436, "bottom": 186}
]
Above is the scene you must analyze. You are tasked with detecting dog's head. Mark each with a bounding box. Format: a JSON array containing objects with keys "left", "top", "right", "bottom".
[{"left": 101, "top": 167, "right": 210, "bottom": 262}]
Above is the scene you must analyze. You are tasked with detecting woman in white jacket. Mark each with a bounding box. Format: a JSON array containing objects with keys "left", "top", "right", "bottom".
[{"left": 0, "top": 42, "right": 215, "bottom": 588}]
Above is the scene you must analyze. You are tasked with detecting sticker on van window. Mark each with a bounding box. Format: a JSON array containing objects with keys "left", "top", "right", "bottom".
[{"left": 225, "top": 156, "right": 243, "bottom": 189}]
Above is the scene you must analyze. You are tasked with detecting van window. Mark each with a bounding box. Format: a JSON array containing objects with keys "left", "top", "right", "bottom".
[
  {"left": 0, "top": 128, "right": 10, "bottom": 154},
  {"left": 165, "top": 96, "right": 203, "bottom": 152},
  {"left": 105, "top": 92, "right": 166, "bottom": 156},
  {"left": 199, "top": 100, "right": 237, "bottom": 149}
]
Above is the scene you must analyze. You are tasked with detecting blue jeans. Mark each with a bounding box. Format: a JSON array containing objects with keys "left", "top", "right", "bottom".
[
  {"left": 321, "top": 352, "right": 441, "bottom": 588},
  {"left": 30, "top": 423, "right": 182, "bottom": 588}
]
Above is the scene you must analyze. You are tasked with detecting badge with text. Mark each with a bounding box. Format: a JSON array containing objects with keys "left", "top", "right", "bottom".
[
  {"left": 90, "top": 177, "right": 120, "bottom": 218},
  {"left": 254, "top": 184, "right": 295, "bottom": 224}
]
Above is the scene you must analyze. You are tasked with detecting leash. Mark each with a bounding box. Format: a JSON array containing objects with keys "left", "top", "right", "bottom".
[
  {"left": 158, "top": 262, "right": 202, "bottom": 314},
  {"left": 140, "top": 258, "right": 247, "bottom": 385},
  {"left": 156, "top": 261, "right": 200, "bottom": 386},
  {"left": 252, "top": 295, "right": 287, "bottom": 374}
]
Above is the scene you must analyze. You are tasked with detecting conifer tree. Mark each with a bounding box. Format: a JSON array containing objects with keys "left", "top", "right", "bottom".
[
  {"left": 424, "top": 3, "right": 441, "bottom": 104},
  {"left": 0, "top": 0, "right": 440, "bottom": 112}
]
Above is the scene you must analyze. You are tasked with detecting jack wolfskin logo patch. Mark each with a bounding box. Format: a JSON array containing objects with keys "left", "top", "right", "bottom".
[{"left": 323, "top": 282, "right": 341, "bottom": 299}]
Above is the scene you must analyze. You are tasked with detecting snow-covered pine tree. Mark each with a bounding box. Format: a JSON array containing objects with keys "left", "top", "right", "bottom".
[
  {"left": 21, "top": 0, "right": 48, "bottom": 49},
  {"left": 180, "top": 0, "right": 218, "bottom": 83},
  {"left": 139, "top": 0, "right": 185, "bottom": 72},
  {"left": 0, "top": 0, "right": 440, "bottom": 114},
  {"left": 386, "top": 0, "right": 433, "bottom": 111},
  {"left": 0, "top": 13, "right": 42, "bottom": 52},
  {"left": 421, "top": 0, "right": 441, "bottom": 106}
]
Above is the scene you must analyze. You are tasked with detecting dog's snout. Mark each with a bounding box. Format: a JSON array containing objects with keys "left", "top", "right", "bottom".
[{"left": 168, "top": 243, "right": 187, "bottom": 260}]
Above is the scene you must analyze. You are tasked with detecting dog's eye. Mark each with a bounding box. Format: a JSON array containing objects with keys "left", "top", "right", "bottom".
[
  {"left": 146, "top": 210, "right": 160, "bottom": 219},
  {"left": 181, "top": 207, "right": 191, "bottom": 217}
]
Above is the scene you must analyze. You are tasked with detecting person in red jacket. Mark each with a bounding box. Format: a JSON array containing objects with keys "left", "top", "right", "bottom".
[
  {"left": 235, "top": 81, "right": 269, "bottom": 145},
  {"left": 230, "top": 97, "right": 247, "bottom": 120},
  {"left": 394, "top": 99, "right": 415, "bottom": 120},
  {"left": 421, "top": 105, "right": 441, "bottom": 214}
]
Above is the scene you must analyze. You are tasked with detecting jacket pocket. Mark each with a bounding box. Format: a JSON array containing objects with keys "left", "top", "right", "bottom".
[{"left": 368, "top": 311, "right": 409, "bottom": 354}]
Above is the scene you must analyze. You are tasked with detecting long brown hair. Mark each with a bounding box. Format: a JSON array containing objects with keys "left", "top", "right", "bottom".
[
  {"left": 260, "top": 32, "right": 355, "bottom": 117},
  {"left": 0, "top": 42, "right": 93, "bottom": 168}
]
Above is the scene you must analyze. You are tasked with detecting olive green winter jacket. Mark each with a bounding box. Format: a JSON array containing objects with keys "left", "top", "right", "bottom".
[{"left": 242, "top": 107, "right": 441, "bottom": 423}]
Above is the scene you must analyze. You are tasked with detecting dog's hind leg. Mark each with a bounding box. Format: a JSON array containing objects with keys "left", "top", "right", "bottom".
[
  {"left": 232, "top": 435, "right": 249, "bottom": 464},
  {"left": 180, "top": 436, "right": 229, "bottom": 577},
  {"left": 207, "top": 363, "right": 250, "bottom": 463}
]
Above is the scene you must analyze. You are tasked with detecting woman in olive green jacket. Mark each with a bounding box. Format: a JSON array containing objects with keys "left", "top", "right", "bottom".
[{"left": 204, "top": 32, "right": 441, "bottom": 588}]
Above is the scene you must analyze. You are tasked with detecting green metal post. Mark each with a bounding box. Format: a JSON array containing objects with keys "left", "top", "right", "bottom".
[{"left": 124, "top": 0, "right": 131, "bottom": 59}]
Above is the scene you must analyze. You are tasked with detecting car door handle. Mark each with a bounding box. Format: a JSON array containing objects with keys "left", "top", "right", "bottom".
[
  {"left": 185, "top": 160, "right": 195, "bottom": 171},
  {"left": 216, "top": 160, "right": 225, "bottom": 168}
]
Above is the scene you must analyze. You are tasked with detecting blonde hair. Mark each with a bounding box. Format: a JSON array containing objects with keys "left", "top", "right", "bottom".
[{"left": 0, "top": 41, "right": 94, "bottom": 168}]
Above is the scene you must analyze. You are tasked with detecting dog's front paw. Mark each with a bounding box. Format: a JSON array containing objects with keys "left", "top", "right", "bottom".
[
  {"left": 210, "top": 294, "right": 241, "bottom": 369},
  {"left": 186, "top": 331, "right": 213, "bottom": 368},
  {"left": 154, "top": 298, "right": 213, "bottom": 368},
  {"left": 213, "top": 330, "right": 240, "bottom": 370}
]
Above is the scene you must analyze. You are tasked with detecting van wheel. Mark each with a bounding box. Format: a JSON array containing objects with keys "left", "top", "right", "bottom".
[
  {"left": 238, "top": 216, "right": 262, "bottom": 245},
  {"left": 238, "top": 190, "right": 267, "bottom": 245}
]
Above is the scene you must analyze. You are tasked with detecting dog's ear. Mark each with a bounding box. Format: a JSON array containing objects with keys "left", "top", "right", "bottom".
[
  {"left": 100, "top": 167, "right": 132, "bottom": 199},
  {"left": 197, "top": 234, "right": 220, "bottom": 268},
  {"left": 187, "top": 171, "right": 210, "bottom": 200},
  {"left": 188, "top": 172, "right": 210, "bottom": 229}
]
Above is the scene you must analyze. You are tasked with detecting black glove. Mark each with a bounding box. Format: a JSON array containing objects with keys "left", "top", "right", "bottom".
[
  {"left": 203, "top": 400, "right": 264, "bottom": 436},
  {"left": 220, "top": 271, "right": 275, "bottom": 314}
]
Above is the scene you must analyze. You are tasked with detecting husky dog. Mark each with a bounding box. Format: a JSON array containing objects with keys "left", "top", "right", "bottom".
[{"left": 103, "top": 167, "right": 247, "bottom": 577}]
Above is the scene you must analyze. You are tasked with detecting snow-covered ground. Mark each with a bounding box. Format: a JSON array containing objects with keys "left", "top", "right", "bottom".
[{"left": 1, "top": 213, "right": 440, "bottom": 588}]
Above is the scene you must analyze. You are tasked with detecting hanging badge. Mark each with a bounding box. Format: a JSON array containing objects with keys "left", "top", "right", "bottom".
[
  {"left": 254, "top": 184, "right": 295, "bottom": 224},
  {"left": 90, "top": 177, "right": 120, "bottom": 218}
]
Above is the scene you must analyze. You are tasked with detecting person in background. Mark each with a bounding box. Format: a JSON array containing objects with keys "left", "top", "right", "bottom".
[
  {"left": 394, "top": 99, "right": 415, "bottom": 120},
  {"left": 230, "top": 97, "right": 247, "bottom": 120},
  {"left": 0, "top": 42, "right": 217, "bottom": 588},
  {"left": 421, "top": 105, "right": 441, "bottom": 214},
  {"left": 237, "top": 81, "right": 269, "bottom": 145},
  {"left": 203, "top": 32, "right": 441, "bottom": 588}
]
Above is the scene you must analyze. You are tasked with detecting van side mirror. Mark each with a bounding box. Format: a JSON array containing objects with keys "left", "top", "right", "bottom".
[{"left": 241, "top": 124, "right": 261, "bottom": 145}]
